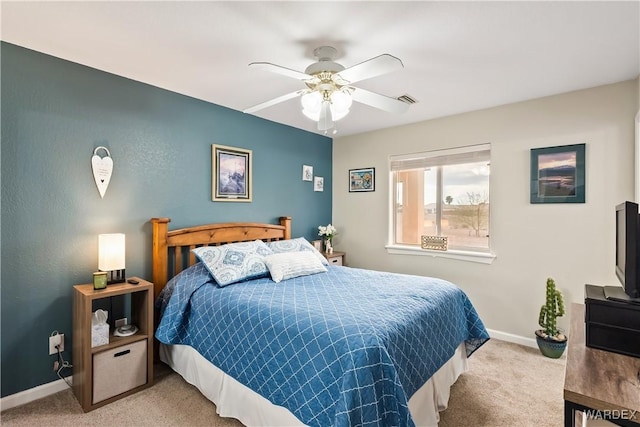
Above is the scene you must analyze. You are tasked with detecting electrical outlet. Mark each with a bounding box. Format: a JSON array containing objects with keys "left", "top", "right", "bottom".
[
  {"left": 49, "top": 333, "right": 64, "bottom": 355},
  {"left": 115, "top": 318, "right": 127, "bottom": 328}
]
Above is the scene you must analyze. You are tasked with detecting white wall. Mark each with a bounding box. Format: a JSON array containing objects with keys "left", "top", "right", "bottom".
[{"left": 333, "top": 79, "right": 639, "bottom": 341}]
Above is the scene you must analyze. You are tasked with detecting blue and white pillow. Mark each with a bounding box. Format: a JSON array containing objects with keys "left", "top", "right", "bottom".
[
  {"left": 263, "top": 251, "right": 327, "bottom": 283},
  {"left": 267, "top": 237, "right": 329, "bottom": 265},
  {"left": 192, "top": 240, "right": 273, "bottom": 287}
]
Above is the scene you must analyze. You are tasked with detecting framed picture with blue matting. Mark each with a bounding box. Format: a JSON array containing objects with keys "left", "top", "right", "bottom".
[{"left": 530, "top": 143, "right": 585, "bottom": 204}]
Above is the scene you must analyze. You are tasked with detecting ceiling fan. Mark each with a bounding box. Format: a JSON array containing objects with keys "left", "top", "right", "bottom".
[{"left": 243, "top": 46, "right": 410, "bottom": 133}]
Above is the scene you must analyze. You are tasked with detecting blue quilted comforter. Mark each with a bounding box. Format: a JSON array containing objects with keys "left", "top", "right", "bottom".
[{"left": 156, "top": 263, "right": 488, "bottom": 427}]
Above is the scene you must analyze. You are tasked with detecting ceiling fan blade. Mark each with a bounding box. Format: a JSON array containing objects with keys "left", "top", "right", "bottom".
[
  {"left": 249, "top": 62, "right": 314, "bottom": 82},
  {"left": 335, "top": 54, "right": 404, "bottom": 84},
  {"left": 351, "top": 87, "right": 410, "bottom": 114},
  {"left": 243, "top": 90, "right": 306, "bottom": 114},
  {"left": 318, "top": 100, "right": 333, "bottom": 131}
]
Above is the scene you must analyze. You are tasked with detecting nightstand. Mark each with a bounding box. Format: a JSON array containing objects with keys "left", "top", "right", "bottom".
[
  {"left": 72, "top": 278, "right": 154, "bottom": 412},
  {"left": 324, "top": 251, "right": 346, "bottom": 266}
]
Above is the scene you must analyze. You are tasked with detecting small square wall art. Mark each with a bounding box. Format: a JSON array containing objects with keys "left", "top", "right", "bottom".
[{"left": 530, "top": 143, "right": 585, "bottom": 204}]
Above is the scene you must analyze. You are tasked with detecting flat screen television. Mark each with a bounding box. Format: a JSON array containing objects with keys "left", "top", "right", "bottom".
[{"left": 606, "top": 201, "right": 640, "bottom": 303}]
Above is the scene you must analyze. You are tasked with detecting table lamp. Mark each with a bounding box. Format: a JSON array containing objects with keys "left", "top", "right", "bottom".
[{"left": 98, "top": 233, "right": 126, "bottom": 284}]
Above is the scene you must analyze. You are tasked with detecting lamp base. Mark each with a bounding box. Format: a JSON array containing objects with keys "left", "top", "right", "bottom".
[{"left": 105, "top": 269, "right": 126, "bottom": 285}]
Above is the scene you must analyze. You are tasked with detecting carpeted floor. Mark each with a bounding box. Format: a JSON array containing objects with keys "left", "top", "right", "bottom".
[
  {"left": 1, "top": 338, "right": 564, "bottom": 426},
  {"left": 438, "top": 339, "right": 564, "bottom": 427}
]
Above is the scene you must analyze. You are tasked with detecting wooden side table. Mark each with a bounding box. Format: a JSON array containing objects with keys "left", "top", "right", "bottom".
[
  {"left": 324, "top": 251, "right": 345, "bottom": 266},
  {"left": 563, "top": 303, "right": 640, "bottom": 426},
  {"left": 72, "top": 278, "right": 154, "bottom": 412}
]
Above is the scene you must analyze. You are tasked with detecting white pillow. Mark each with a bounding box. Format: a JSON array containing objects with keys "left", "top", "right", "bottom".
[
  {"left": 263, "top": 251, "right": 328, "bottom": 283},
  {"left": 267, "top": 237, "right": 329, "bottom": 265},
  {"left": 192, "top": 240, "right": 273, "bottom": 287}
]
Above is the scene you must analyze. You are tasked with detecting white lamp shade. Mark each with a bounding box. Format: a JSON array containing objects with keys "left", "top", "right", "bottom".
[
  {"left": 98, "top": 233, "right": 125, "bottom": 271},
  {"left": 301, "top": 91, "right": 322, "bottom": 112},
  {"left": 331, "top": 107, "right": 350, "bottom": 121},
  {"left": 331, "top": 90, "right": 352, "bottom": 113},
  {"left": 301, "top": 90, "right": 352, "bottom": 124}
]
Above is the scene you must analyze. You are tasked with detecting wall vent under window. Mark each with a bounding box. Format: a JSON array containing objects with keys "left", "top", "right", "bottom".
[{"left": 396, "top": 94, "right": 418, "bottom": 104}]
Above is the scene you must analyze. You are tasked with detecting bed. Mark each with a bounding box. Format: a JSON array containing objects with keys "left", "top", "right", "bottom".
[{"left": 151, "top": 216, "right": 489, "bottom": 426}]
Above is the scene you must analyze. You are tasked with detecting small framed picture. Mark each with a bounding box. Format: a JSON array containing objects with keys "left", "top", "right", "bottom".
[
  {"left": 302, "top": 165, "right": 313, "bottom": 181},
  {"left": 212, "top": 144, "right": 252, "bottom": 202},
  {"left": 349, "top": 167, "right": 375, "bottom": 192},
  {"left": 312, "top": 240, "right": 323, "bottom": 251},
  {"left": 314, "top": 176, "right": 324, "bottom": 192},
  {"left": 530, "top": 143, "right": 585, "bottom": 204},
  {"left": 421, "top": 235, "right": 448, "bottom": 251}
]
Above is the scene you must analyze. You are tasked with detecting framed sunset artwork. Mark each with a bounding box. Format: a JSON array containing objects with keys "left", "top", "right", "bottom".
[{"left": 530, "top": 143, "right": 585, "bottom": 204}]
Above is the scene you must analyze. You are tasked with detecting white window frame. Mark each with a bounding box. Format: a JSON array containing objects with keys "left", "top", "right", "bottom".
[{"left": 386, "top": 143, "right": 496, "bottom": 264}]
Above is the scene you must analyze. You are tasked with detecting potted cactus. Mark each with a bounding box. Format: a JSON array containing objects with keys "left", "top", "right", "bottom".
[{"left": 535, "top": 277, "right": 567, "bottom": 358}]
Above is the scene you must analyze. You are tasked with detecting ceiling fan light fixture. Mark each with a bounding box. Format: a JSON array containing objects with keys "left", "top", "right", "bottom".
[
  {"left": 331, "top": 90, "right": 352, "bottom": 113},
  {"left": 246, "top": 46, "right": 408, "bottom": 133},
  {"left": 302, "top": 101, "right": 350, "bottom": 122},
  {"left": 302, "top": 108, "right": 319, "bottom": 121},
  {"left": 301, "top": 91, "right": 322, "bottom": 112},
  {"left": 331, "top": 108, "right": 350, "bottom": 122},
  {"left": 301, "top": 89, "right": 352, "bottom": 128}
]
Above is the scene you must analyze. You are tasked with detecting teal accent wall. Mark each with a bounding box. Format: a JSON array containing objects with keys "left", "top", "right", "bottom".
[{"left": 0, "top": 42, "right": 332, "bottom": 397}]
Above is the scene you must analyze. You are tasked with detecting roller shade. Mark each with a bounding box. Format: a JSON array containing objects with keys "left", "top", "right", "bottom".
[{"left": 390, "top": 143, "right": 490, "bottom": 171}]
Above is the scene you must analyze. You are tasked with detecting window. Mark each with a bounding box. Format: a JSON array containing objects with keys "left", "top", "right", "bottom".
[{"left": 390, "top": 144, "right": 491, "bottom": 253}]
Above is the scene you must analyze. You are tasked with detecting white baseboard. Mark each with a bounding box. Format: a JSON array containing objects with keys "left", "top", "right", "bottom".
[
  {"left": 1, "top": 376, "right": 72, "bottom": 412},
  {"left": 486, "top": 328, "right": 537, "bottom": 349}
]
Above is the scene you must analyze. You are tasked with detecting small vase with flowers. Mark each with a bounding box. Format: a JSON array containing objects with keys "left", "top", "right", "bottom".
[{"left": 318, "top": 224, "right": 337, "bottom": 254}]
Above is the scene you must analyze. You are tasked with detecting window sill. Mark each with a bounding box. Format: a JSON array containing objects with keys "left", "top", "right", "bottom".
[{"left": 385, "top": 244, "right": 496, "bottom": 264}]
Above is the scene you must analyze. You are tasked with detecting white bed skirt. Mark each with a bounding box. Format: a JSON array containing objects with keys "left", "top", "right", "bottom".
[{"left": 159, "top": 343, "right": 467, "bottom": 427}]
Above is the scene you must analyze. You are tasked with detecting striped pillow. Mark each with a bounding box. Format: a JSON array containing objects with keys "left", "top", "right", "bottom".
[{"left": 263, "top": 251, "right": 328, "bottom": 283}]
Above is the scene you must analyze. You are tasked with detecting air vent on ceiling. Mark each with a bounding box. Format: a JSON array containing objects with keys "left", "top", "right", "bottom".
[{"left": 396, "top": 94, "right": 418, "bottom": 104}]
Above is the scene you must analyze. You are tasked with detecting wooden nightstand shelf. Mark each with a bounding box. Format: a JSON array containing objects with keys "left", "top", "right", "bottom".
[
  {"left": 324, "top": 251, "right": 346, "bottom": 266},
  {"left": 72, "top": 278, "right": 154, "bottom": 412}
]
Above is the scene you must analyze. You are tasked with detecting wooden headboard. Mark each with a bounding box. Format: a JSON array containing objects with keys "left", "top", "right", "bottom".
[{"left": 150, "top": 216, "right": 291, "bottom": 298}]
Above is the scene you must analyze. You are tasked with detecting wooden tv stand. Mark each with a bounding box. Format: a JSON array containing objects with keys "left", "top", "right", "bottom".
[{"left": 563, "top": 303, "right": 640, "bottom": 427}]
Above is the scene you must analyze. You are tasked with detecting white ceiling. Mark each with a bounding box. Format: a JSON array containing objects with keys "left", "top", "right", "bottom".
[{"left": 1, "top": 1, "right": 639, "bottom": 137}]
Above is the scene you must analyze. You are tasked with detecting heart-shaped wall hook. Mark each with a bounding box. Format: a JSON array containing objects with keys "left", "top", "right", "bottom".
[{"left": 91, "top": 146, "right": 113, "bottom": 199}]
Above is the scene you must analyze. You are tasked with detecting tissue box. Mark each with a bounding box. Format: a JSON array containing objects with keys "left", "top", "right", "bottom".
[
  {"left": 91, "top": 309, "right": 110, "bottom": 348},
  {"left": 92, "top": 323, "right": 109, "bottom": 348}
]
